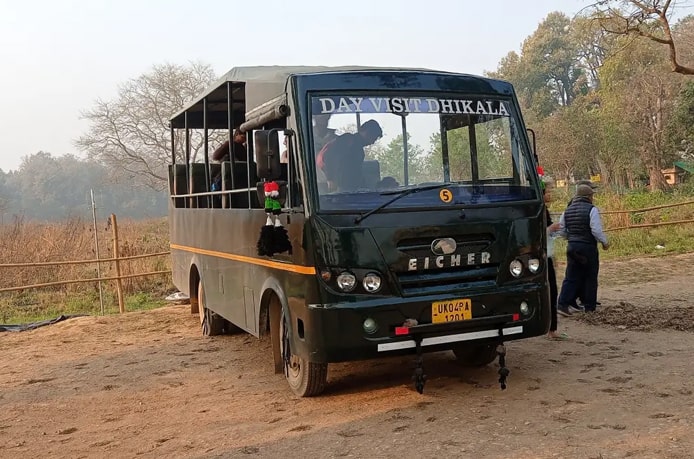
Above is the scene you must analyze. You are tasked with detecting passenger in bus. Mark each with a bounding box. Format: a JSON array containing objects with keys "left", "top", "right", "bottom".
[
  {"left": 377, "top": 176, "right": 399, "bottom": 189},
  {"left": 312, "top": 114, "right": 336, "bottom": 154},
  {"left": 211, "top": 129, "right": 247, "bottom": 163},
  {"left": 317, "top": 119, "right": 382, "bottom": 192},
  {"left": 210, "top": 130, "right": 248, "bottom": 197},
  {"left": 280, "top": 136, "right": 289, "bottom": 164},
  {"left": 313, "top": 115, "right": 335, "bottom": 185}
]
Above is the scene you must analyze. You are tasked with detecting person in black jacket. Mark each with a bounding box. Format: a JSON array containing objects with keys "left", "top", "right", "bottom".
[
  {"left": 564, "top": 180, "right": 599, "bottom": 310},
  {"left": 557, "top": 184, "right": 609, "bottom": 315}
]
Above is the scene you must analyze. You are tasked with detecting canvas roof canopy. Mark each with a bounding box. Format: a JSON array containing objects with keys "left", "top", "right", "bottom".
[{"left": 169, "top": 65, "right": 432, "bottom": 130}]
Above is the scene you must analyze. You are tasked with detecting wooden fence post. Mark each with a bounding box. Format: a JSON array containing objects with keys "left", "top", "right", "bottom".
[{"left": 111, "top": 214, "right": 125, "bottom": 313}]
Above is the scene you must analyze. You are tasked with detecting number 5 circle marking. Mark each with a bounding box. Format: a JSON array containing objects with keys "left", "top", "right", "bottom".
[{"left": 439, "top": 189, "right": 453, "bottom": 203}]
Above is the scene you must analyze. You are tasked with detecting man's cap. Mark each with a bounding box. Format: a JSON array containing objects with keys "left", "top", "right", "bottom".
[
  {"left": 576, "top": 184, "right": 595, "bottom": 197},
  {"left": 576, "top": 179, "right": 597, "bottom": 189}
]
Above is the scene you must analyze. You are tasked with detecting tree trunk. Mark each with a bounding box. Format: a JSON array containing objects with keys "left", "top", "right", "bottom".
[{"left": 648, "top": 167, "right": 670, "bottom": 191}]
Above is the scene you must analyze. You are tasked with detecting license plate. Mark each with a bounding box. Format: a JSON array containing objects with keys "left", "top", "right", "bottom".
[{"left": 431, "top": 298, "right": 472, "bottom": 324}]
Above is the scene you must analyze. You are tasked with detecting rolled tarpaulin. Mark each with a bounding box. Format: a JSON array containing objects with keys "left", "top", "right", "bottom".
[{"left": 240, "top": 94, "right": 290, "bottom": 132}]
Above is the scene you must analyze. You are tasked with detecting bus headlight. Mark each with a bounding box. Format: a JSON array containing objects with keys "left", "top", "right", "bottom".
[
  {"left": 363, "top": 273, "right": 382, "bottom": 293},
  {"left": 336, "top": 272, "right": 357, "bottom": 292},
  {"left": 509, "top": 259, "right": 523, "bottom": 277},
  {"left": 528, "top": 258, "right": 541, "bottom": 273}
]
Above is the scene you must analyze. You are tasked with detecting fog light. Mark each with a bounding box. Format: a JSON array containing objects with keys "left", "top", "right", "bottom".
[
  {"left": 528, "top": 258, "right": 540, "bottom": 273},
  {"left": 336, "top": 272, "right": 356, "bottom": 292},
  {"left": 363, "top": 317, "right": 378, "bottom": 334},
  {"left": 520, "top": 301, "right": 530, "bottom": 315},
  {"left": 509, "top": 259, "right": 523, "bottom": 277}
]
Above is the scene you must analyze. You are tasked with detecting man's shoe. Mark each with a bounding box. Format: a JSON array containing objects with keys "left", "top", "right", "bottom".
[
  {"left": 568, "top": 305, "right": 584, "bottom": 314},
  {"left": 578, "top": 302, "right": 600, "bottom": 308},
  {"left": 557, "top": 305, "right": 573, "bottom": 317}
]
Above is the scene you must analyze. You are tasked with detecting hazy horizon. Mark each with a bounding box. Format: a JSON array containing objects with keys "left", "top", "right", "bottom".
[{"left": 0, "top": 0, "right": 587, "bottom": 172}]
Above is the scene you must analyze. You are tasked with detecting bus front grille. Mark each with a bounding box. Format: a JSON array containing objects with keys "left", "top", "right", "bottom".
[{"left": 395, "top": 265, "right": 499, "bottom": 296}]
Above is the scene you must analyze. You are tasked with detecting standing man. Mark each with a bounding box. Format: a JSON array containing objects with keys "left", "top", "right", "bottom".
[
  {"left": 565, "top": 179, "right": 599, "bottom": 310},
  {"left": 557, "top": 184, "right": 609, "bottom": 315}
]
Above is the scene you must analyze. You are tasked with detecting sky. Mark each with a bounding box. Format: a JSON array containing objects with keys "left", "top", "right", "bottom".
[{"left": 0, "top": 0, "right": 588, "bottom": 172}]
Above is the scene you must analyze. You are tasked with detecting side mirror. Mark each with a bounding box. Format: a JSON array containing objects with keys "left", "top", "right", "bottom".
[{"left": 254, "top": 130, "right": 281, "bottom": 179}]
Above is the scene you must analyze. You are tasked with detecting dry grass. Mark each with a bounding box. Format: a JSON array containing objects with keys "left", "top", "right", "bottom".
[
  {"left": 0, "top": 215, "right": 171, "bottom": 292},
  {"left": 0, "top": 216, "right": 173, "bottom": 323}
]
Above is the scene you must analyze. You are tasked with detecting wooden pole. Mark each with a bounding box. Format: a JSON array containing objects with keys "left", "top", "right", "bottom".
[
  {"left": 91, "top": 189, "right": 105, "bottom": 315},
  {"left": 111, "top": 214, "right": 125, "bottom": 313}
]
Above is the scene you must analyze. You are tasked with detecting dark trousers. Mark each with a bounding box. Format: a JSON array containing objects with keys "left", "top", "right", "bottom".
[
  {"left": 558, "top": 241, "right": 599, "bottom": 311},
  {"left": 548, "top": 257, "right": 558, "bottom": 332}
]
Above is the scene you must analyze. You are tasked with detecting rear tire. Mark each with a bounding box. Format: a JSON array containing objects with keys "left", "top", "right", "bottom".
[
  {"left": 197, "top": 280, "right": 225, "bottom": 336},
  {"left": 277, "top": 306, "right": 327, "bottom": 397},
  {"left": 452, "top": 343, "right": 498, "bottom": 367}
]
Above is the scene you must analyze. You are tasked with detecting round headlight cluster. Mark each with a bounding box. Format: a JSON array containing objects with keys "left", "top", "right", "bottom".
[
  {"left": 329, "top": 270, "right": 383, "bottom": 293},
  {"left": 363, "top": 273, "right": 382, "bottom": 293},
  {"left": 336, "top": 272, "right": 357, "bottom": 292},
  {"left": 509, "top": 257, "right": 543, "bottom": 277}
]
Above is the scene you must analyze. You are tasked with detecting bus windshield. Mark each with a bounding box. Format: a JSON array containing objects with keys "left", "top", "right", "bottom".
[{"left": 310, "top": 94, "right": 538, "bottom": 212}]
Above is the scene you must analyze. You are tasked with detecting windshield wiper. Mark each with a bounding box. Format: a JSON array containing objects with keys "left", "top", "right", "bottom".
[{"left": 354, "top": 183, "right": 450, "bottom": 224}]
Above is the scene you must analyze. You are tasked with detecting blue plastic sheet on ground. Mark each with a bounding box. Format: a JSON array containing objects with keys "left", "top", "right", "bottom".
[{"left": 0, "top": 314, "right": 87, "bottom": 332}]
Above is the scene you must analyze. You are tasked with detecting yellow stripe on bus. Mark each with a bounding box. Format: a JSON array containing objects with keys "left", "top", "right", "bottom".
[{"left": 170, "top": 244, "right": 317, "bottom": 275}]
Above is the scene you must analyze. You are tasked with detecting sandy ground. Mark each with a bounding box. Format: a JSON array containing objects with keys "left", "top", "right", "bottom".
[{"left": 1, "top": 253, "right": 693, "bottom": 459}]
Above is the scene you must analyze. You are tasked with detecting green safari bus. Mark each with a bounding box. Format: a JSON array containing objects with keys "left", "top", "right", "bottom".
[{"left": 167, "top": 66, "right": 550, "bottom": 396}]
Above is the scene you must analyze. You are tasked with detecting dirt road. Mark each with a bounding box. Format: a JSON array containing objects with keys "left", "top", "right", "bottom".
[{"left": 1, "top": 254, "right": 693, "bottom": 458}]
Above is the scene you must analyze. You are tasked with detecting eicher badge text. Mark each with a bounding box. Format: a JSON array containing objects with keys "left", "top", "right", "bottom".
[{"left": 408, "top": 252, "right": 491, "bottom": 271}]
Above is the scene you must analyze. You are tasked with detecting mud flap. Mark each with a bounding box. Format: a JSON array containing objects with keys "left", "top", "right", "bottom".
[
  {"left": 496, "top": 326, "right": 510, "bottom": 390},
  {"left": 412, "top": 335, "right": 427, "bottom": 394}
]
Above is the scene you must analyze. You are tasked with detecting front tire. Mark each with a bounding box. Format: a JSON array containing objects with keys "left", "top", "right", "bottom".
[
  {"left": 197, "top": 280, "right": 225, "bottom": 336},
  {"left": 276, "top": 306, "right": 327, "bottom": 397},
  {"left": 452, "top": 343, "right": 498, "bottom": 367}
]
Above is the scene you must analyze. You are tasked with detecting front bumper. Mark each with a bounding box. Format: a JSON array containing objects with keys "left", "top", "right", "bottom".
[
  {"left": 293, "top": 286, "right": 550, "bottom": 363},
  {"left": 376, "top": 314, "right": 522, "bottom": 352}
]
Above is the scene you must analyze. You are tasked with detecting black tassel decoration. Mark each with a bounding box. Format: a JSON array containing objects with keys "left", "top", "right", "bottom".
[{"left": 257, "top": 215, "right": 275, "bottom": 256}]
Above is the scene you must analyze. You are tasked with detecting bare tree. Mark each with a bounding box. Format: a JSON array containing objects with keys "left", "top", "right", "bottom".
[
  {"left": 587, "top": 0, "right": 694, "bottom": 75},
  {"left": 76, "top": 62, "right": 218, "bottom": 191}
]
